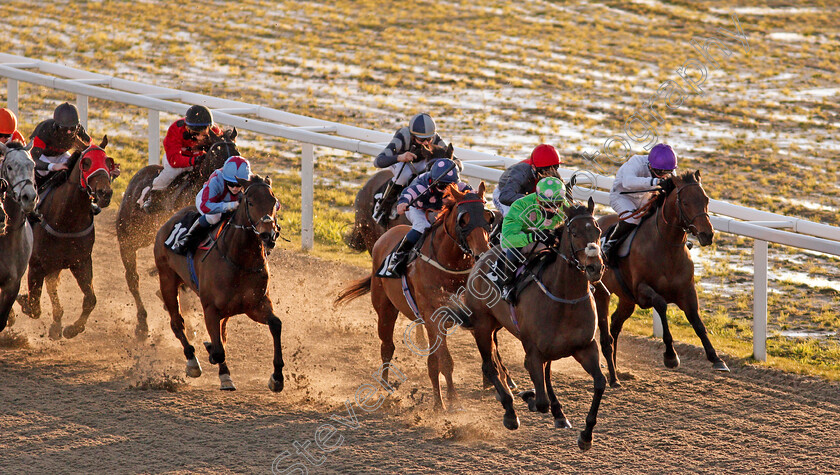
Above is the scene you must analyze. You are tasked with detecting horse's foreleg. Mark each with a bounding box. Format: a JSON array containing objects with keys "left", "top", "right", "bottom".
[
  {"left": 523, "top": 350, "right": 549, "bottom": 414},
  {"left": 374, "top": 297, "right": 399, "bottom": 385},
  {"left": 203, "top": 306, "right": 233, "bottom": 391},
  {"left": 544, "top": 361, "right": 571, "bottom": 429},
  {"left": 120, "top": 243, "right": 148, "bottom": 340},
  {"left": 244, "top": 298, "right": 285, "bottom": 392},
  {"left": 638, "top": 283, "right": 679, "bottom": 369},
  {"left": 0, "top": 281, "right": 22, "bottom": 332},
  {"left": 609, "top": 297, "right": 636, "bottom": 382},
  {"left": 572, "top": 340, "right": 606, "bottom": 452},
  {"left": 473, "top": 322, "right": 519, "bottom": 430},
  {"left": 676, "top": 287, "right": 729, "bottom": 372},
  {"left": 45, "top": 272, "right": 64, "bottom": 340},
  {"left": 435, "top": 333, "right": 458, "bottom": 410},
  {"left": 424, "top": 322, "right": 444, "bottom": 411},
  {"left": 19, "top": 265, "right": 46, "bottom": 319},
  {"left": 492, "top": 327, "right": 517, "bottom": 390},
  {"left": 160, "top": 265, "right": 200, "bottom": 377},
  {"left": 593, "top": 284, "right": 618, "bottom": 387},
  {"left": 64, "top": 259, "right": 95, "bottom": 339}
]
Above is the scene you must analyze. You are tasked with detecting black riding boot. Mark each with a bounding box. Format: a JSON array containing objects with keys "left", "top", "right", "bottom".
[
  {"left": 173, "top": 219, "right": 210, "bottom": 256},
  {"left": 374, "top": 182, "right": 405, "bottom": 226},
  {"left": 383, "top": 230, "right": 421, "bottom": 278},
  {"left": 602, "top": 221, "right": 637, "bottom": 266},
  {"left": 142, "top": 189, "right": 165, "bottom": 214}
]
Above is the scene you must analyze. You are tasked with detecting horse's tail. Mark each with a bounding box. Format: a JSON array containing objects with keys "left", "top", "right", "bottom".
[{"left": 334, "top": 275, "right": 372, "bottom": 306}]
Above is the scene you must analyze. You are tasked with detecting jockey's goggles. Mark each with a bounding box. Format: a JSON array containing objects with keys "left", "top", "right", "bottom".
[
  {"left": 225, "top": 181, "right": 242, "bottom": 189},
  {"left": 412, "top": 134, "right": 433, "bottom": 144},
  {"left": 57, "top": 124, "right": 76, "bottom": 133},
  {"left": 187, "top": 125, "right": 209, "bottom": 134},
  {"left": 0, "top": 133, "right": 10, "bottom": 139},
  {"left": 650, "top": 167, "right": 674, "bottom": 177}
]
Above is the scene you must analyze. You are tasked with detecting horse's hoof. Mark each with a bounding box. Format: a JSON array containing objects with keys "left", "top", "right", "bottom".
[
  {"left": 503, "top": 413, "right": 520, "bottom": 430},
  {"left": 609, "top": 379, "right": 622, "bottom": 389},
  {"left": 577, "top": 432, "right": 592, "bottom": 452},
  {"left": 7, "top": 310, "right": 14, "bottom": 328},
  {"left": 713, "top": 360, "right": 730, "bottom": 372},
  {"left": 48, "top": 323, "right": 63, "bottom": 340},
  {"left": 517, "top": 389, "right": 537, "bottom": 411},
  {"left": 219, "top": 374, "right": 236, "bottom": 391},
  {"left": 554, "top": 418, "right": 572, "bottom": 429},
  {"left": 185, "top": 358, "right": 202, "bottom": 378},
  {"left": 135, "top": 323, "right": 149, "bottom": 341},
  {"left": 664, "top": 353, "right": 680, "bottom": 369},
  {"left": 269, "top": 374, "right": 284, "bottom": 392},
  {"left": 63, "top": 324, "right": 84, "bottom": 339},
  {"left": 15, "top": 296, "right": 32, "bottom": 317}
]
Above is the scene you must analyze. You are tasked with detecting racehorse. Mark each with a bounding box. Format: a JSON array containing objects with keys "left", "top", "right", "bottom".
[
  {"left": 154, "top": 174, "right": 284, "bottom": 392},
  {"left": 116, "top": 128, "right": 238, "bottom": 339},
  {"left": 17, "top": 137, "right": 117, "bottom": 339},
  {"left": 0, "top": 141, "right": 37, "bottom": 331},
  {"left": 593, "top": 170, "right": 728, "bottom": 388},
  {"left": 336, "top": 183, "right": 495, "bottom": 410},
  {"left": 462, "top": 198, "right": 606, "bottom": 451},
  {"left": 344, "top": 142, "right": 457, "bottom": 254}
]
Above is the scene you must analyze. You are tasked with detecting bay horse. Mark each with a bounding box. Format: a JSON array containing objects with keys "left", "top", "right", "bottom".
[
  {"left": 336, "top": 183, "right": 495, "bottom": 410},
  {"left": 0, "top": 141, "right": 37, "bottom": 331},
  {"left": 17, "top": 137, "right": 117, "bottom": 340},
  {"left": 344, "top": 142, "right": 457, "bottom": 254},
  {"left": 153, "top": 174, "right": 284, "bottom": 392},
  {"left": 462, "top": 198, "right": 606, "bottom": 451},
  {"left": 116, "top": 128, "right": 238, "bottom": 339},
  {"left": 593, "top": 170, "right": 728, "bottom": 388}
]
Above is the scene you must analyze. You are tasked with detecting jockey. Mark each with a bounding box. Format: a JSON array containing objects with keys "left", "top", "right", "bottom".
[
  {"left": 602, "top": 143, "right": 677, "bottom": 265},
  {"left": 493, "top": 144, "right": 562, "bottom": 216},
  {"left": 0, "top": 108, "right": 26, "bottom": 145},
  {"left": 382, "top": 158, "right": 470, "bottom": 277},
  {"left": 372, "top": 112, "right": 447, "bottom": 225},
  {"left": 496, "top": 177, "right": 568, "bottom": 302},
  {"left": 30, "top": 102, "right": 92, "bottom": 188},
  {"left": 172, "top": 155, "right": 250, "bottom": 255},
  {"left": 143, "top": 104, "right": 223, "bottom": 213}
]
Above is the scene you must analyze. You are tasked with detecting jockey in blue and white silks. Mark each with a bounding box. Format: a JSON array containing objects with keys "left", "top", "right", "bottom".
[{"left": 172, "top": 155, "right": 251, "bottom": 255}]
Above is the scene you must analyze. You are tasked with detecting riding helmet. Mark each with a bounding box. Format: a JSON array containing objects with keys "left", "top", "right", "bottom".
[
  {"left": 185, "top": 105, "right": 213, "bottom": 127},
  {"left": 53, "top": 102, "right": 80, "bottom": 129},
  {"left": 221, "top": 156, "right": 251, "bottom": 183},
  {"left": 0, "top": 108, "right": 17, "bottom": 134},
  {"left": 529, "top": 144, "right": 561, "bottom": 168},
  {"left": 409, "top": 113, "right": 436, "bottom": 139},
  {"left": 648, "top": 143, "right": 677, "bottom": 170},
  {"left": 535, "top": 177, "right": 567, "bottom": 205},
  {"left": 429, "top": 159, "right": 459, "bottom": 184}
]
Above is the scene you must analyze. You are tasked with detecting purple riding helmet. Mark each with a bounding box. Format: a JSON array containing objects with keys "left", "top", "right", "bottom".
[{"left": 648, "top": 143, "right": 677, "bottom": 173}]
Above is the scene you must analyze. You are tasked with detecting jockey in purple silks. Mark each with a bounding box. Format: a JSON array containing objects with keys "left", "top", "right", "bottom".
[
  {"left": 602, "top": 143, "right": 678, "bottom": 265},
  {"left": 172, "top": 155, "right": 251, "bottom": 255}
]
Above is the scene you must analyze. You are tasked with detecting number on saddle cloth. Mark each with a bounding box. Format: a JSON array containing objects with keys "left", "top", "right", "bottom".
[{"left": 164, "top": 211, "right": 201, "bottom": 252}]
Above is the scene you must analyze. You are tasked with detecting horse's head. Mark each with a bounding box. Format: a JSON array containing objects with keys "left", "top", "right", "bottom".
[
  {"left": 0, "top": 140, "right": 37, "bottom": 213},
  {"left": 662, "top": 170, "right": 714, "bottom": 246},
  {"left": 77, "top": 136, "right": 117, "bottom": 208},
  {"left": 199, "top": 128, "right": 239, "bottom": 179},
  {"left": 236, "top": 174, "right": 280, "bottom": 254},
  {"left": 559, "top": 197, "right": 604, "bottom": 282},
  {"left": 440, "top": 181, "right": 494, "bottom": 257}
]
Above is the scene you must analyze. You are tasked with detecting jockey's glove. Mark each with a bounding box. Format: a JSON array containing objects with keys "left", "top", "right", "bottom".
[{"left": 221, "top": 201, "right": 239, "bottom": 212}]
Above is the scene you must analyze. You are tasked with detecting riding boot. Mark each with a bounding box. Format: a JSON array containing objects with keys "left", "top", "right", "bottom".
[
  {"left": 384, "top": 229, "right": 421, "bottom": 278},
  {"left": 142, "top": 189, "right": 165, "bottom": 214},
  {"left": 375, "top": 182, "right": 405, "bottom": 226},
  {"left": 602, "top": 221, "right": 637, "bottom": 266},
  {"left": 499, "top": 249, "right": 520, "bottom": 304},
  {"left": 173, "top": 219, "right": 210, "bottom": 256}
]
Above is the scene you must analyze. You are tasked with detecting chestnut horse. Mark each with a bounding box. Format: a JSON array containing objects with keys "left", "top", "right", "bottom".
[
  {"left": 593, "top": 170, "right": 728, "bottom": 388},
  {"left": 344, "top": 143, "right": 456, "bottom": 253},
  {"left": 463, "top": 198, "right": 606, "bottom": 451},
  {"left": 154, "top": 174, "right": 283, "bottom": 392},
  {"left": 0, "top": 142, "right": 37, "bottom": 331},
  {"left": 17, "top": 137, "right": 117, "bottom": 339},
  {"left": 117, "top": 128, "right": 238, "bottom": 339},
  {"left": 336, "top": 183, "right": 495, "bottom": 410}
]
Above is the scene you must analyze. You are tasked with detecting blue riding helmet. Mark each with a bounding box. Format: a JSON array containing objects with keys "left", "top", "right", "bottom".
[
  {"left": 221, "top": 156, "right": 251, "bottom": 183},
  {"left": 429, "top": 158, "right": 459, "bottom": 184},
  {"left": 409, "top": 113, "right": 436, "bottom": 138}
]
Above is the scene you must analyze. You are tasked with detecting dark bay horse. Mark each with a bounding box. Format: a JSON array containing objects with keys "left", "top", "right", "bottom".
[
  {"left": 336, "top": 183, "right": 494, "bottom": 410},
  {"left": 17, "top": 137, "right": 117, "bottom": 339},
  {"left": 593, "top": 170, "right": 728, "bottom": 388},
  {"left": 117, "top": 128, "right": 238, "bottom": 339},
  {"left": 0, "top": 142, "right": 37, "bottom": 331},
  {"left": 344, "top": 143, "right": 457, "bottom": 253},
  {"left": 462, "top": 198, "right": 605, "bottom": 451},
  {"left": 154, "top": 174, "right": 284, "bottom": 392}
]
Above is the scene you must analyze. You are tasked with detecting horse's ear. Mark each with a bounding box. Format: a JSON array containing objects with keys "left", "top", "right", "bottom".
[
  {"left": 228, "top": 127, "right": 237, "bottom": 141},
  {"left": 694, "top": 170, "right": 701, "bottom": 182},
  {"left": 478, "top": 181, "right": 485, "bottom": 197},
  {"left": 0, "top": 143, "right": 7, "bottom": 156},
  {"left": 446, "top": 143, "right": 454, "bottom": 158},
  {"left": 99, "top": 135, "right": 108, "bottom": 149},
  {"left": 81, "top": 156, "right": 92, "bottom": 172},
  {"left": 587, "top": 196, "right": 595, "bottom": 214},
  {"left": 264, "top": 175, "right": 271, "bottom": 186},
  {"left": 236, "top": 176, "right": 249, "bottom": 188}
]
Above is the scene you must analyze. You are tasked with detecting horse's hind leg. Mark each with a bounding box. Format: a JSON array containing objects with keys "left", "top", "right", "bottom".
[
  {"left": 638, "top": 283, "right": 679, "bottom": 369},
  {"left": 609, "top": 297, "right": 636, "bottom": 382},
  {"left": 120, "top": 242, "right": 148, "bottom": 340},
  {"left": 544, "top": 361, "right": 571, "bottom": 429},
  {"left": 202, "top": 306, "right": 233, "bottom": 391},
  {"left": 434, "top": 332, "right": 458, "bottom": 409},
  {"left": 424, "top": 322, "right": 444, "bottom": 410},
  {"left": 572, "top": 340, "right": 606, "bottom": 452},
  {"left": 63, "top": 258, "right": 95, "bottom": 339},
  {"left": 160, "top": 265, "right": 200, "bottom": 377},
  {"left": 45, "top": 272, "right": 64, "bottom": 340},
  {"left": 18, "top": 264, "right": 46, "bottom": 319},
  {"left": 472, "top": 322, "right": 519, "bottom": 430},
  {"left": 373, "top": 288, "right": 399, "bottom": 385},
  {"left": 675, "top": 286, "right": 729, "bottom": 372},
  {"left": 489, "top": 327, "right": 517, "bottom": 390},
  {"left": 593, "top": 283, "right": 618, "bottom": 387}
]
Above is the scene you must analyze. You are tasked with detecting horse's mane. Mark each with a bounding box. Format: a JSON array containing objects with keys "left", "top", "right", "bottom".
[
  {"left": 642, "top": 170, "right": 698, "bottom": 219},
  {"left": 3, "top": 140, "right": 26, "bottom": 150},
  {"left": 429, "top": 184, "right": 473, "bottom": 230},
  {"left": 65, "top": 149, "right": 83, "bottom": 172}
]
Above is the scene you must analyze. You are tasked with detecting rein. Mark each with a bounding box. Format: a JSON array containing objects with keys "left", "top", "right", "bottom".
[
  {"left": 212, "top": 181, "right": 278, "bottom": 274},
  {"left": 655, "top": 182, "right": 708, "bottom": 245},
  {"left": 420, "top": 196, "right": 490, "bottom": 274}
]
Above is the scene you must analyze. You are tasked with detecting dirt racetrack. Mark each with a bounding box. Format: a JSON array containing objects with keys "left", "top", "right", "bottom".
[{"left": 1, "top": 209, "right": 838, "bottom": 474}]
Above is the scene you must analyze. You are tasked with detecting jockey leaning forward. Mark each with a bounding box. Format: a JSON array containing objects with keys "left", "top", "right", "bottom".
[
  {"left": 0, "top": 108, "right": 26, "bottom": 145},
  {"left": 492, "top": 144, "right": 562, "bottom": 216}
]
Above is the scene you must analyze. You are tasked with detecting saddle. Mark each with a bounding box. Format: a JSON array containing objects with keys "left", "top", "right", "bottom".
[
  {"left": 163, "top": 211, "right": 225, "bottom": 254},
  {"left": 601, "top": 223, "right": 641, "bottom": 261},
  {"left": 505, "top": 250, "right": 557, "bottom": 305},
  {"left": 374, "top": 231, "right": 429, "bottom": 278}
]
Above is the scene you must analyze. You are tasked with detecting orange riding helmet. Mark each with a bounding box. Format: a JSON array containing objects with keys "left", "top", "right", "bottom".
[{"left": 0, "top": 108, "right": 17, "bottom": 134}]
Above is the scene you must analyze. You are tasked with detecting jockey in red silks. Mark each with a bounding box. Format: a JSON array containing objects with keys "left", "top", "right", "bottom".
[
  {"left": 172, "top": 155, "right": 251, "bottom": 255},
  {"left": 602, "top": 143, "right": 678, "bottom": 265},
  {"left": 142, "top": 104, "right": 223, "bottom": 213},
  {"left": 0, "top": 108, "right": 26, "bottom": 145}
]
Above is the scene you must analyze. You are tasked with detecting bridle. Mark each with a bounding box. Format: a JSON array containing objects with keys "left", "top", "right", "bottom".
[
  {"left": 659, "top": 182, "right": 709, "bottom": 238},
  {"left": 446, "top": 195, "right": 492, "bottom": 257},
  {"left": 0, "top": 150, "right": 35, "bottom": 204},
  {"left": 229, "top": 181, "right": 280, "bottom": 253},
  {"left": 558, "top": 211, "right": 601, "bottom": 274},
  {"left": 78, "top": 145, "right": 113, "bottom": 199}
]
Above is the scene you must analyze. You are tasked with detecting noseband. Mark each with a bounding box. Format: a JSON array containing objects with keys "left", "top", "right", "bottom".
[
  {"left": 230, "top": 181, "right": 280, "bottom": 251},
  {"left": 661, "top": 182, "right": 709, "bottom": 237},
  {"left": 559, "top": 212, "right": 600, "bottom": 273}
]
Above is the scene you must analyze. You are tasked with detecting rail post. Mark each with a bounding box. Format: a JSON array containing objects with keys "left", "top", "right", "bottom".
[
  {"left": 148, "top": 109, "right": 160, "bottom": 165},
  {"left": 301, "top": 143, "right": 314, "bottom": 251},
  {"left": 753, "top": 239, "right": 768, "bottom": 361}
]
